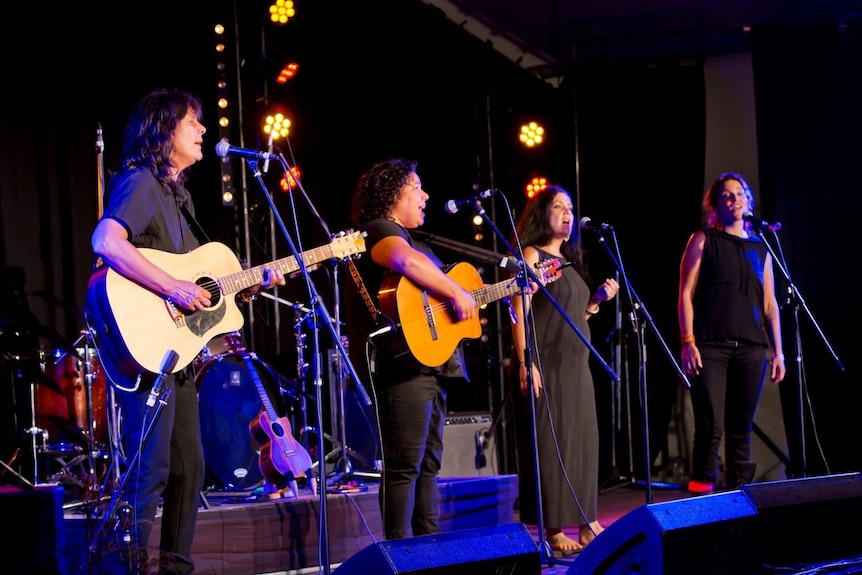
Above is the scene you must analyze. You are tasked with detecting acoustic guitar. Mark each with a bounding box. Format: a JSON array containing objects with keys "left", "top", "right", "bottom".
[
  {"left": 377, "top": 259, "right": 561, "bottom": 368},
  {"left": 85, "top": 231, "right": 366, "bottom": 386},
  {"left": 243, "top": 352, "right": 314, "bottom": 496}
]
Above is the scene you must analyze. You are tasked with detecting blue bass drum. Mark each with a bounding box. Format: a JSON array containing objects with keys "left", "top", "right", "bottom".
[{"left": 196, "top": 352, "right": 284, "bottom": 490}]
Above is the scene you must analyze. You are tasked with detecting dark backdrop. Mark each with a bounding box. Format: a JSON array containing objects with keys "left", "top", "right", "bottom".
[{"left": 1, "top": 1, "right": 859, "bottom": 482}]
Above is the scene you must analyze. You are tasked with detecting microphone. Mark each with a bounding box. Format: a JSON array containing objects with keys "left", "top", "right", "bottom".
[
  {"left": 215, "top": 141, "right": 278, "bottom": 161},
  {"left": 743, "top": 212, "right": 782, "bottom": 232},
  {"left": 146, "top": 349, "right": 180, "bottom": 408},
  {"left": 579, "top": 216, "right": 613, "bottom": 231},
  {"left": 475, "top": 430, "right": 487, "bottom": 469},
  {"left": 445, "top": 189, "right": 497, "bottom": 214}
]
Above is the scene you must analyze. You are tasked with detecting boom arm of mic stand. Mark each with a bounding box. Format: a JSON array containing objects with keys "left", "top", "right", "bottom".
[
  {"left": 593, "top": 231, "right": 691, "bottom": 388},
  {"left": 751, "top": 227, "right": 844, "bottom": 370}
]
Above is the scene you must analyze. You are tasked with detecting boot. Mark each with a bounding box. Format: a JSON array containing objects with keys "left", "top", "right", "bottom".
[{"left": 725, "top": 462, "right": 757, "bottom": 489}]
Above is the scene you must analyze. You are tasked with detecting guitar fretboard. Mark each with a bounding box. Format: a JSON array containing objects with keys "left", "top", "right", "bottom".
[
  {"left": 473, "top": 277, "right": 523, "bottom": 306},
  {"left": 471, "top": 259, "right": 559, "bottom": 306},
  {"left": 217, "top": 245, "right": 334, "bottom": 295}
]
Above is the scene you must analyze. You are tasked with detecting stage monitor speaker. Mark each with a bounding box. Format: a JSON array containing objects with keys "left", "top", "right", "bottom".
[
  {"left": 333, "top": 523, "right": 541, "bottom": 575},
  {"left": 440, "top": 412, "right": 497, "bottom": 477},
  {"left": 568, "top": 473, "right": 862, "bottom": 575},
  {"left": 742, "top": 472, "right": 862, "bottom": 566},
  {"left": 0, "top": 485, "right": 67, "bottom": 575}
]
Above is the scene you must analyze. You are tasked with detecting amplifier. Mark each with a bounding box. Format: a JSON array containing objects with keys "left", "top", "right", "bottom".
[{"left": 440, "top": 411, "right": 498, "bottom": 477}]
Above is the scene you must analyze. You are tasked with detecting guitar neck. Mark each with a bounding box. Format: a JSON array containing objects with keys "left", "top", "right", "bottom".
[
  {"left": 472, "top": 276, "right": 525, "bottom": 307},
  {"left": 217, "top": 246, "right": 333, "bottom": 295},
  {"left": 242, "top": 355, "right": 280, "bottom": 420}
]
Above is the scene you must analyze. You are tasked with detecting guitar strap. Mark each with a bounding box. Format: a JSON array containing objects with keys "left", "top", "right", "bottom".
[
  {"left": 179, "top": 203, "right": 212, "bottom": 245},
  {"left": 345, "top": 258, "right": 382, "bottom": 323}
]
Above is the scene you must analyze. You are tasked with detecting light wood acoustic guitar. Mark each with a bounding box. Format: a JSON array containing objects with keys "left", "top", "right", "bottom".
[
  {"left": 377, "top": 258, "right": 561, "bottom": 368},
  {"left": 85, "top": 231, "right": 366, "bottom": 385}
]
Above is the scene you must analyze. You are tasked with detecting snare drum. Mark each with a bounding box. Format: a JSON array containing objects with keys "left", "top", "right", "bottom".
[{"left": 196, "top": 352, "right": 287, "bottom": 489}]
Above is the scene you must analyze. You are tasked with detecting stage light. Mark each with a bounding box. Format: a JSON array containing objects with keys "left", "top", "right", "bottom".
[
  {"left": 280, "top": 166, "right": 302, "bottom": 192},
  {"left": 269, "top": 0, "right": 296, "bottom": 25},
  {"left": 276, "top": 62, "right": 299, "bottom": 84},
  {"left": 263, "top": 112, "right": 291, "bottom": 140},
  {"left": 519, "top": 121, "right": 544, "bottom": 148},
  {"left": 214, "top": 22, "right": 235, "bottom": 207},
  {"left": 526, "top": 177, "right": 548, "bottom": 199}
]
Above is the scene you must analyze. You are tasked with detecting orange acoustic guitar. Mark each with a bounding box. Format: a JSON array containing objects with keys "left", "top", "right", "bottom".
[
  {"left": 243, "top": 351, "right": 315, "bottom": 497},
  {"left": 85, "top": 231, "right": 365, "bottom": 388},
  {"left": 377, "top": 259, "right": 561, "bottom": 368}
]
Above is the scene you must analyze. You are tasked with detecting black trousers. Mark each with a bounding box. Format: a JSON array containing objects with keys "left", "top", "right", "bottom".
[
  {"left": 689, "top": 342, "right": 768, "bottom": 487},
  {"left": 116, "top": 370, "right": 205, "bottom": 574},
  {"left": 375, "top": 372, "right": 445, "bottom": 540}
]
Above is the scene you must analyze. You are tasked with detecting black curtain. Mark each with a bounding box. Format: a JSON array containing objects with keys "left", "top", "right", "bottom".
[
  {"left": 564, "top": 60, "right": 707, "bottom": 484},
  {"left": 752, "top": 24, "right": 862, "bottom": 476}
]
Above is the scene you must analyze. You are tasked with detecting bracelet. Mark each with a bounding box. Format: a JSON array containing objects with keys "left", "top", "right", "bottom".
[
  {"left": 681, "top": 334, "right": 696, "bottom": 345},
  {"left": 585, "top": 306, "right": 599, "bottom": 315}
]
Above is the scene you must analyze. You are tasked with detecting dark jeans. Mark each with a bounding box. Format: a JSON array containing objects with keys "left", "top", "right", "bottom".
[
  {"left": 689, "top": 342, "right": 768, "bottom": 487},
  {"left": 117, "top": 370, "right": 204, "bottom": 574},
  {"left": 375, "top": 373, "right": 445, "bottom": 540}
]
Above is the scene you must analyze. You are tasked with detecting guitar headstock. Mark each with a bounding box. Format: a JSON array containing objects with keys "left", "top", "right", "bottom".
[
  {"left": 536, "top": 257, "right": 563, "bottom": 285},
  {"left": 329, "top": 230, "right": 368, "bottom": 261}
]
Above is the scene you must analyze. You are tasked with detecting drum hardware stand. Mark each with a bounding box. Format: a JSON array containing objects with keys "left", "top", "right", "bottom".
[
  {"left": 70, "top": 329, "right": 103, "bottom": 496},
  {"left": 25, "top": 378, "right": 49, "bottom": 485}
]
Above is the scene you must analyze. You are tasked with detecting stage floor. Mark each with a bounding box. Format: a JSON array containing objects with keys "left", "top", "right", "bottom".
[{"left": 63, "top": 474, "right": 522, "bottom": 575}]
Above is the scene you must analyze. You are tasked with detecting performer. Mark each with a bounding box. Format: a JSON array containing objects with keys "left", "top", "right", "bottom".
[
  {"left": 508, "top": 185, "right": 618, "bottom": 554},
  {"left": 348, "top": 158, "right": 476, "bottom": 540},
  {"left": 89, "top": 88, "right": 284, "bottom": 573},
  {"left": 678, "top": 172, "right": 785, "bottom": 494}
]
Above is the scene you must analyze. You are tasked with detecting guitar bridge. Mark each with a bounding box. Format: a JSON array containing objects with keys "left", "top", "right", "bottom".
[
  {"left": 165, "top": 299, "right": 186, "bottom": 328},
  {"left": 421, "top": 290, "right": 439, "bottom": 341}
]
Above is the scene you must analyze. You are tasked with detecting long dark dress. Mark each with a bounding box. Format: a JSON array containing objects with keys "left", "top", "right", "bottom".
[{"left": 511, "top": 247, "right": 599, "bottom": 528}]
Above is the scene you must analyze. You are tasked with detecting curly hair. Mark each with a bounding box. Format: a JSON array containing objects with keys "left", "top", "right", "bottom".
[
  {"left": 702, "top": 172, "right": 755, "bottom": 230},
  {"left": 351, "top": 158, "right": 418, "bottom": 226},
  {"left": 119, "top": 88, "right": 203, "bottom": 195}
]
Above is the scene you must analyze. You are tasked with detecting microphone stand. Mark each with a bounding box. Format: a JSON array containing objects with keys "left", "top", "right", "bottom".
[
  {"left": 89, "top": 351, "right": 178, "bottom": 568},
  {"left": 245, "top": 157, "right": 367, "bottom": 575},
  {"left": 470, "top": 199, "right": 619, "bottom": 569},
  {"left": 590, "top": 227, "right": 690, "bottom": 505},
  {"left": 749, "top": 223, "right": 844, "bottom": 477}
]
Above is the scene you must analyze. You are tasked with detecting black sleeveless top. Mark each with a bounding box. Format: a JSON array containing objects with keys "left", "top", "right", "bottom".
[{"left": 692, "top": 228, "right": 770, "bottom": 347}]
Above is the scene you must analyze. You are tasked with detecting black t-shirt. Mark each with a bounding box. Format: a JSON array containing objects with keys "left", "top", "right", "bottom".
[
  {"left": 102, "top": 168, "right": 200, "bottom": 254},
  {"left": 348, "top": 218, "right": 467, "bottom": 382}
]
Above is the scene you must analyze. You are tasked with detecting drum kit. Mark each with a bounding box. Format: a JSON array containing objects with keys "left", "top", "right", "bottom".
[
  {"left": 1, "top": 323, "right": 300, "bottom": 500},
  {"left": 0, "top": 329, "right": 110, "bottom": 500}
]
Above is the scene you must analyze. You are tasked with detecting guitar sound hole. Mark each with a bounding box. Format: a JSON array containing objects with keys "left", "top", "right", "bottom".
[
  {"left": 271, "top": 421, "right": 284, "bottom": 437},
  {"left": 196, "top": 276, "right": 220, "bottom": 306}
]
